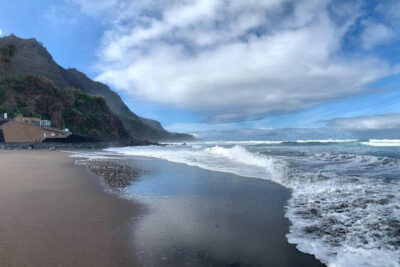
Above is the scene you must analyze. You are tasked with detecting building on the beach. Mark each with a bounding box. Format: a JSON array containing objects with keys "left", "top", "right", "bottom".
[
  {"left": 14, "top": 115, "right": 52, "bottom": 127},
  {"left": 40, "top": 120, "right": 51, "bottom": 127},
  {"left": 0, "top": 116, "right": 70, "bottom": 143}
]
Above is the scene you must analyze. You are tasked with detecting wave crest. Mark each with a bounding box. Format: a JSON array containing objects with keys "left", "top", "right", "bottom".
[
  {"left": 205, "top": 145, "right": 288, "bottom": 184},
  {"left": 361, "top": 139, "right": 400, "bottom": 147},
  {"left": 105, "top": 143, "right": 400, "bottom": 267}
]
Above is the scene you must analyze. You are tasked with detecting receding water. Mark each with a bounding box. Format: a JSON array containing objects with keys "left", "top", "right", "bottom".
[{"left": 106, "top": 139, "right": 400, "bottom": 267}]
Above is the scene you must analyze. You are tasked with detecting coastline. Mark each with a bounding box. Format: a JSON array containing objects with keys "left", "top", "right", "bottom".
[
  {"left": 0, "top": 150, "right": 143, "bottom": 267},
  {"left": 76, "top": 153, "right": 325, "bottom": 266},
  {"left": 0, "top": 139, "right": 163, "bottom": 150},
  {"left": 0, "top": 150, "right": 325, "bottom": 266}
]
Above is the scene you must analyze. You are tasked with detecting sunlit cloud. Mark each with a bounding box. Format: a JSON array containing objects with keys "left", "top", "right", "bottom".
[
  {"left": 360, "top": 20, "right": 397, "bottom": 50},
  {"left": 57, "top": 0, "right": 400, "bottom": 124},
  {"left": 326, "top": 112, "right": 400, "bottom": 130}
]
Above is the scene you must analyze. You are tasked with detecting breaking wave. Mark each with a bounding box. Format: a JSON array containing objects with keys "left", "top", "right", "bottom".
[
  {"left": 289, "top": 139, "right": 358, "bottom": 143},
  {"left": 106, "top": 143, "right": 400, "bottom": 267},
  {"left": 171, "top": 139, "right": 359, "bottom": 146},
  {"left": 361, "top": 139, "right": 400, "bottom": 147}
]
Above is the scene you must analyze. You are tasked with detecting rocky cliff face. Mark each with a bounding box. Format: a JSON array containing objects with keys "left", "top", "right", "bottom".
[{"left": 0, "top": 35, "right": 194, "bottom": 141}]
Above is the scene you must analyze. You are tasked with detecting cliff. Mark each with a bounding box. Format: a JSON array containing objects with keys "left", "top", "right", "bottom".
[{"left": 0, "top": 35, "right": 194, "bottom": 141}]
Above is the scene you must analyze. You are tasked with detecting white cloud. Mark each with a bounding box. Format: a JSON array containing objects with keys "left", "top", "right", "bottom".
[
  {"left": 0, "top": 28, "right": 3, "bottom": 36},
  {"left": 70, "top": 0, "right": 398, "bottom": 123},
  {"left": 166, "top": 121, "right": 245, "bottom": 133},
  {"left": 376, "top": 0, "right": 400, "bottom": 26},
  {"left": 360, "top": 20, "right": 397, "bottom": 50},
  {"left": 326, "top": 113, "right": 400, "bottom": 130}
]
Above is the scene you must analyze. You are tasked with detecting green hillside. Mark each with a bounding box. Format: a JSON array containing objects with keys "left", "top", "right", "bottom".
[
  {"left": 0, "top": 35, "right": 194, "bottom": 141},
  {"left": 0, "top": 75, "right": 128, "bottom": 140}
]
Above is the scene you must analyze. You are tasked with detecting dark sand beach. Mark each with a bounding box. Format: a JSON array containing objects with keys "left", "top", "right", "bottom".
[
  {"left": 0, "top": 151, "right": 142, "bottom": 267},
  {"left": 110, "top": 156, "right": 324, "bottom": 267},
  {"left": 0, "top": 151, "right": 324, "bottom": 266}
]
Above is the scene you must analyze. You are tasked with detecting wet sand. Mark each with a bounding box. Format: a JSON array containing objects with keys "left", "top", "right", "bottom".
[
  {"left": 0, "top": 150, "right": 325, "bottom": 266},
  {"left": 107, "top": 156, "right": 325, "bottom": 266},
  {"left": 0, "top": 151, "right": 142, "bottom": 267}
]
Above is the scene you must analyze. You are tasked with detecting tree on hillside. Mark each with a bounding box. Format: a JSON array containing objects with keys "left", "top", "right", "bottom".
[
  {"left": 50, "top": 102, "right": 64, "bottom": 128},
  {"left": 0, "top": 44, "right": 16, "bottom": 81}
]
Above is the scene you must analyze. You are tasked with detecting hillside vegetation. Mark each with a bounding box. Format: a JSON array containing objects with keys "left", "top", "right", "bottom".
[
  {"left": 0, "top": 34, "right": 194, "bottom": 141},
  {"left": 0, "top": 75, "right": 128, "bottom": 139}
]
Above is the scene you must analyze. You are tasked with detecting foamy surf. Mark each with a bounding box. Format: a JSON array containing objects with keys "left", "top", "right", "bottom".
[
  {"left": 291, "top": 139, "right": 357, "bottom": 143},
  {"left": 105, "top": 141, "right": 400, "bottom": 267},
  {"left": 168, "top": 139, "right": 359, "bottom": 146},
  {"left": 106, "top": 145, "right": 288, "bottom": 185},
  {"left": 361, "top": 139, "right": 400, "bottom": 147}
]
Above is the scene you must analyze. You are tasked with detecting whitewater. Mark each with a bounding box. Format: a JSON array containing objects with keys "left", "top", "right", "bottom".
[{"left": 105, "top": 139, "right": 400, "bottom": 267}]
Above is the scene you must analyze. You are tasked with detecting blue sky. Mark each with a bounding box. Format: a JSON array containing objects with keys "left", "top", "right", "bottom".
[{"left": 1, "top": 0, "right": 400, "bottom": 137}]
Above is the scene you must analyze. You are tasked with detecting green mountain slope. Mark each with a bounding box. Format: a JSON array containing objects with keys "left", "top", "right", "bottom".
[
  {"left": 0, "top": 34, "right": 194, "bottom": 141},
  {"left": 0, "top": 75, "right": 128, "bottom": 139}
]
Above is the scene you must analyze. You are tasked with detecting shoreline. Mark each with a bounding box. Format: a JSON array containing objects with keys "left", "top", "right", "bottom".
[
  {"left": 0, "top": 150, "right": 325, "bottom": 266},
  {"left": 0, "top": 140, "right": 167, "bottom": 151},
  {"left": 0, "top": 150, "right": 143, "bottom": 266},
  {"left": 76, "top": 152, "right": 325, "bottom": 266}
]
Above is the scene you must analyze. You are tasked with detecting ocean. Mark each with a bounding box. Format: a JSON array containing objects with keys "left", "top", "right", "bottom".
[{"left": 104, "top": 139, "right": 400, "bottom": 267}]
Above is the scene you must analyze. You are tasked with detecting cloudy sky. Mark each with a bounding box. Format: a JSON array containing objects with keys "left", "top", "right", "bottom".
[{"left": 1, "top": 0, "right": 400, "bottom": 138}]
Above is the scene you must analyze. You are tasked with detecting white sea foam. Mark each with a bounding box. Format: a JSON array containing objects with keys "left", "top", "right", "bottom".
[
  {"left": 191, "top": 140, "right": 284, "bottom": 145},
  {"left": 105, "top": 143, "right": 400, "bottom": 267},
  {"left": 361, "top": 139, "right": 400, "bottom": 147},
  {"left": 170, "top": 139, "right": 358, "bottom": 146},
  {"left": 293, "top": 139, "right": 358, "bottom": 143},
  {"left": 106, "top": 145, "right": 288, "bottom": 185},
  {"left": 224, "top": 140, "right": 284, "bottom": 145}
]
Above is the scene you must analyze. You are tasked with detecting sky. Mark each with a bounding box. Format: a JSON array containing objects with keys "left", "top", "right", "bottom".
[{"left": 1, "top": 0, "right": 400, "bottom": 139}]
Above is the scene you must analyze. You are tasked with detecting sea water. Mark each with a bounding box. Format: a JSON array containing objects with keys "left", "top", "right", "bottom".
[{"left": 105, "top": 139, "right": 400, "bottom": 267}]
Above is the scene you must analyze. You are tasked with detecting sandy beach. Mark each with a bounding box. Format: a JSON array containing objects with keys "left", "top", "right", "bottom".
[
  {"left": 0, "top": 150, "right": 325, "bottom": 266},
  {"left": 0, "top": 151, "right": 141, "bottom": 267},
  {"left": 110, "top": 156, "right": 324, "bottom": 267}
]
